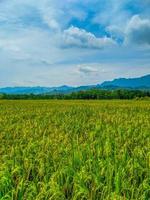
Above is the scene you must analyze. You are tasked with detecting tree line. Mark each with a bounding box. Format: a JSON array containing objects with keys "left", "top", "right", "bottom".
[{"left": 0, "top": 89, "right": 150, "bottom": 100}]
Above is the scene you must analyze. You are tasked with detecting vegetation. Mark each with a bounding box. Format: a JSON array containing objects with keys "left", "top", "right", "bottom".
[
  {"left": 0, "top": 88, "right": 150, "bottom": 100},
  {"left": 0, "top": 100, "right": 150, "bottom": 200}
]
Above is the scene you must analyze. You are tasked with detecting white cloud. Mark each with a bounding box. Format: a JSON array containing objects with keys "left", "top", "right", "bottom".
[
  {"left": 106, "top": 25, "right": 125, "bottom": 42},
  {"left": 92, "top": 0, "right": 131, "bottom": 28},
  {"left": 125, "top": 15, "right": 150, "bottom": 46},
  {"left": 77, "top": 65, "right": 98, "bottom": 75},
  {"left": 62, "top": 26, "right": 116, "bottom": 49},
  {"left": 0, "top": 0, "right": 150, "bottom": 87}
]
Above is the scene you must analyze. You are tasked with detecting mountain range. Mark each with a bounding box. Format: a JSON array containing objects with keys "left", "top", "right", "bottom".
[{"left": 0, "top": 74, "right": 150, "bottom": 94}]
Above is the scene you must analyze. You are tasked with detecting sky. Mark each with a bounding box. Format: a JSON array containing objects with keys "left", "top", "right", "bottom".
[{"left": 0, "top": 0, "right": 150, "bottom": 87}]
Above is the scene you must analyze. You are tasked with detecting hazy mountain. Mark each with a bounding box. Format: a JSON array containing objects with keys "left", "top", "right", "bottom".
[
  {"left": 101, "top": 74, "right": 150, "bottom": 88},
  {"left": 0, "top": 86, "right": 73, "bottom": 94},
  {"left": 0, "top": 74, "right": 149, "bottom": 94}
]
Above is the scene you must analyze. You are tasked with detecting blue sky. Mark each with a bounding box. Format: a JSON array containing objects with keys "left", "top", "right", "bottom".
[{"left": 0, "top": 0, "right": 150, "bottom": 87}]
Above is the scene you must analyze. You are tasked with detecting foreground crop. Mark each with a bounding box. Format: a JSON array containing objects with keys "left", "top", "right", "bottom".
[{"left": 0, "top": 100, "right": 150, "bottom": 200}]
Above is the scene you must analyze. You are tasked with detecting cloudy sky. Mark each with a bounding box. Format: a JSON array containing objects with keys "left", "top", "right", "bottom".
[{"left": 0, "top": 0, "right": 150, "bottom": 87}]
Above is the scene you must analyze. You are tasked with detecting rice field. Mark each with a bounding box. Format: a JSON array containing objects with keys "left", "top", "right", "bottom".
[{"left": 0, "top": 100, "right": 150, "bottom": 200}]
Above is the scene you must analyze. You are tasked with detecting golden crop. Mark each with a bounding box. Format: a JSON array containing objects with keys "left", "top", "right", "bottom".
[{"left": 0, "top": 100, "right": 150, "bottom": 200}]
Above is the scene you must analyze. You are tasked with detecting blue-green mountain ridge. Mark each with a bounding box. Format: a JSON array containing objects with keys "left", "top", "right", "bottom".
[{"left": 0, "top": 74, "right": 150, "bottom": 94}]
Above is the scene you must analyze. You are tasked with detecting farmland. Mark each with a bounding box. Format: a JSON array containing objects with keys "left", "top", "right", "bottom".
[{"left": 0, "top": 100, "right": 150, "bottom": 200}]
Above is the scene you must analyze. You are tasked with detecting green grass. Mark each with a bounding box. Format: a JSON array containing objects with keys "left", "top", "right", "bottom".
[{"left": 0, "top": 100, "right": 150, "bottom": 200}]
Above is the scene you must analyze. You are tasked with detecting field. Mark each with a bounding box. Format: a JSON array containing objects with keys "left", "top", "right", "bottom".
[{"left": 0, "top": 100, "right": 150, "bottom": 200}]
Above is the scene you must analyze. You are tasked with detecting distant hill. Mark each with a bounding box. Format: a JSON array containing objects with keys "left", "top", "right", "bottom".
[
  {"left": 0, "top": 86, "right": 74, "bottom": 94},
  {"left": 0, "top": 74, "right": 149, "bottom": 94},
  {"left": 0, "top": 85, "right": 95, "bottom": 94},
  {"left": 101, "top": 74, "right": 150, "bottom": 88}
]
